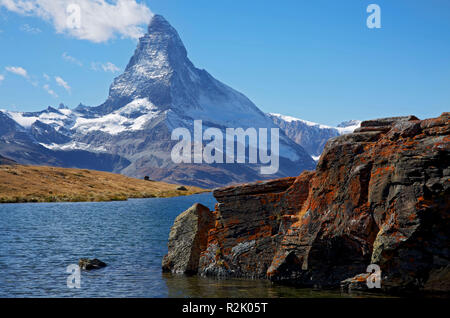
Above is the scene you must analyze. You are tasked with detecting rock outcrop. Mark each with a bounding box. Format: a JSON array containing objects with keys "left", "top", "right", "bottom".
[
  {"left": 162, "top": 203, "right": 214, "bottom": 274},
  {"left": 163, "top": 113, "right": 450, "bottom": 293}
]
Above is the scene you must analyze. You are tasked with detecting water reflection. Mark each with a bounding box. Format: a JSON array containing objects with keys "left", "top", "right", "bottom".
[{"left": 162, "top": 273, "right": 386, "bottom": 298}]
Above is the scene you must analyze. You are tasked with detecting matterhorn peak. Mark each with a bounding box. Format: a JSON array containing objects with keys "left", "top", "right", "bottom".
[
  {"left": 98, "top": 14, "right": 192, "bottom": 114},
  {"left": 147, "top": 14, "right": 175, "bottom": 33},
  {"left": 142, "top": 13, "right": 187, "bottom": 58}
]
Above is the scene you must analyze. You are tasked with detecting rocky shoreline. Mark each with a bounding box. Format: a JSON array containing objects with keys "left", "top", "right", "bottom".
[{"left": 163, "top": 113, "right": 449, "bottom": 294}]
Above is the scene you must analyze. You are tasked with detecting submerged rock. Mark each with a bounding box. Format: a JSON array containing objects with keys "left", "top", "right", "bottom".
[
  {"left": 163, "top": 113, "right": 450, "bottom": 293},
  {"left": 162, "top": 203, "right": 214, "bottom": 274},
  {"left": 79, "top": 258, "right": 107, "bottom": 270}
]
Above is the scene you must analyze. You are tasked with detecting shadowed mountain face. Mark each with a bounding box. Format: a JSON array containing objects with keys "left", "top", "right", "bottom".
[
  {"left": 0, "top": 15, "right": 316, "bottom": 188},
  {"left": 0, "top": 154, "right": 16, "bottom": 165}
]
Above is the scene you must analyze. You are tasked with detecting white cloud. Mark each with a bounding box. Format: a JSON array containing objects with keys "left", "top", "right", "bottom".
[
  {"left": 43, "top": 73, "right": 50, "bottom": 80},
  {"left": 62, "top": 52, "right": 82, "bottom": 66},
  {"left": 101, "top": 62, "right": 120, "bottom": 73},
  {"left": 20, "top": 23, "right": 41, "bottom": 33},
  {"left": 91, "top": 61, "right": 120, "bottom": 73},
  {"left": 55, "top": 75, "right": 70, "bottom": 93},
  {"left": 43, "top": 84, "right": 58, "bottom": 98},
  {"left": 5, "top": 66, "right": 28, "bottom": 78},
  {"left": 0, "top": 74, "right": 4, "bottom": 83},
  {"left": 0, "top": 0, "right": 153, "bottom": 43}
]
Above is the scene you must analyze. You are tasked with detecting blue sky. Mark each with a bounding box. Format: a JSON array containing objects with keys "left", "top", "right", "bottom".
[{"left": 0, "top": 0, "right": 449, "bottom": 126}]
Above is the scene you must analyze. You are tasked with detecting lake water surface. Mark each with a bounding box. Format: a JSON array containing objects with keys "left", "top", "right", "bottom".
[{"left": 0, "top": 193, "right": 379, "bottom": 298}]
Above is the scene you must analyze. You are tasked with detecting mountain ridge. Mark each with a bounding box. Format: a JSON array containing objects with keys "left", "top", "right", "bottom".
[{"left": 267, "top": 113, "right": 361, "bottom": 158}]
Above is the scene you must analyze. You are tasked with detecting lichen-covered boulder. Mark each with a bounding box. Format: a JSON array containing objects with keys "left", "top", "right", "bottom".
[
  {"left": 198, "top": 176, "right": 312, "bottom": 278},
  {"left": 162, "top": 203, "right": 214, "bottom": 274}
]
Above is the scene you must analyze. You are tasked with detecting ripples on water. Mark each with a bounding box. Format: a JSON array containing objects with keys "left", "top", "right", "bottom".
[{"left": 0, "top": 193, "right": 380, "bottom": 298}]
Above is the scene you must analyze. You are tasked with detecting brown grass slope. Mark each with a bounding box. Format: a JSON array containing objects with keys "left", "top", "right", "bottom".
[{"left": 0, "top": 164, "right": 207, "bottom": 203}]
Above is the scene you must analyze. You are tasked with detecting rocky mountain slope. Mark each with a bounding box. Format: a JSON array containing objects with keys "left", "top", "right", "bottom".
[
  {"left": 0, "top": 154, "right": 16, "bottom": 165},
  {"left": 163, "top": 113, "right": 450, "bottom": 293},
  {"left": 0, "top": 15, "right": 316, "bottom": 188},
  {"left": 267, "top": 113, "right": 361, "bottom": 159},
  {"left": 0, "top": 108, "right": 131, "bottom": 172}
]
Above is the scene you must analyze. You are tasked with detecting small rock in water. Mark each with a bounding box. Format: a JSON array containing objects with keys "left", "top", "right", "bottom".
[
  {"left": 176, "top": 186, "right": 187, "bottom": 191},
  {"left": 79, "top": 258, "right": 107, "bottom": 270}
]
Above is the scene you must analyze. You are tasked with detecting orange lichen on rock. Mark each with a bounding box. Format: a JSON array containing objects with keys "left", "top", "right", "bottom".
[{"left": 163, "top": 113, "right": 450, "bottom": 292}]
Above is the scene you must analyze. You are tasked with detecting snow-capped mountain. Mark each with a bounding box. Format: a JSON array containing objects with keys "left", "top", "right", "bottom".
[
  {"left": 267, "top": 113, "right": 361, "bottom": 160},
  {"left": 336, "top": 120, "right": 362, "bottom": 133},
  {"left": 0, "top": 108, "right": 130, "bottom": 172},
  {"left": 0, "top": 15, "right": 316, "bottom": 188}
]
